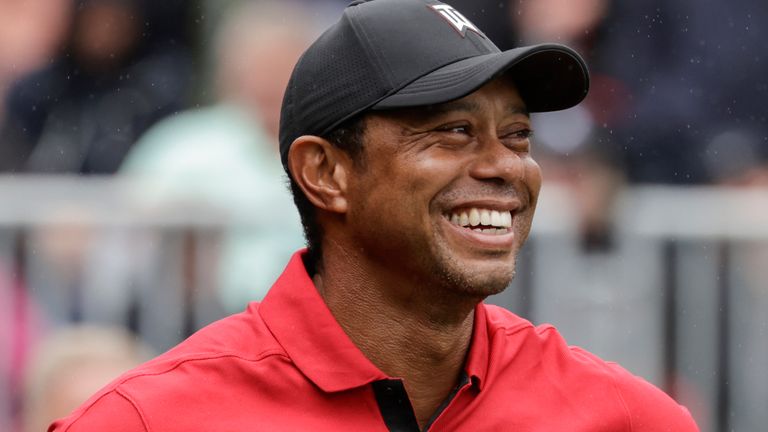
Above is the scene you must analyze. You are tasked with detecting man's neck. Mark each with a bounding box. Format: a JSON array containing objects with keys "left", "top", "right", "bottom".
[{"left": 314, "top": 246, "right": 479, "bottom": 429}]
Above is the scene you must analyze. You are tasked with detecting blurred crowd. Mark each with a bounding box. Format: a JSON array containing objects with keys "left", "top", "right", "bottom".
[{"left": 0, "top": 0, "right": 766, "bottom": 430}]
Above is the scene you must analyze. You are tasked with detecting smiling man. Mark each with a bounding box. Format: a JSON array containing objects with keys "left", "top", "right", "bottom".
[{"left": 51, "top": 1, "right": 699, "bottom": 431}]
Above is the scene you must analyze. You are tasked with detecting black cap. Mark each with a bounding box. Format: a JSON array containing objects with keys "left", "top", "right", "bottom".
[{"left": 279, "top": 0, "right": 590, "bottom": 171}]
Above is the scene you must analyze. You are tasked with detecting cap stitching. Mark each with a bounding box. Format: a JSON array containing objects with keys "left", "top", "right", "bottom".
[
  {"left": 346, "top": 5, "right": 396, "bottom": 89},
  {"left": 395, "top": 55, "right": 499, "bottom": 93}
]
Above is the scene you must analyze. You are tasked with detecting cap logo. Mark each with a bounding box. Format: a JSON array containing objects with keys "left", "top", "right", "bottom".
[{"left": 429, "top": 4, "right": 483, "bottom": 38}]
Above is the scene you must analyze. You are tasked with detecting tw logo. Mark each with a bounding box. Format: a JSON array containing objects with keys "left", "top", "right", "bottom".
[{"left": 429, "top": 4, "right": 483, "bottom": 38}]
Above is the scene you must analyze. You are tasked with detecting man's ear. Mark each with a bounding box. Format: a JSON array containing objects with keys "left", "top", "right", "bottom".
[{"left": 288, "top": 135, "right": 350, "bottom": 214}]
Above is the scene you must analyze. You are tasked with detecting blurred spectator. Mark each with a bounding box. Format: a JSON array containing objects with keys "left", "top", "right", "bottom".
[
  {"left": 0, "top": 0, "right": 72, "bottom": 117},
  {"left": 118, "top": 0, "right": 320, "bottom": 311},
  {"left": 510, "top": 0, "right": 768, "bottom": 187},
  {"left": 0, "top": 0, "right": 193, "bottom": 173},
  {"left": 22, "top": 325, "right": 153, "bottom": 432},
  {"left": 513, "top": 0, "right": 610, "bottom": 49},
  {"left": 511, "top": 0, "right": 624, "bottom": 251},
  {"left": 596, "top": 0, "right": 768, "bottom": 184}
]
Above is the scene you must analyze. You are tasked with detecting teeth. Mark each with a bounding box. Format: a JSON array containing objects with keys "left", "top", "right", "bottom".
[
  {"left": 479, "top": 209, "right": 491, "bottom": 226},
  {"left": 447, "top": 207, "right": 514, "bottom": 229},
  {"left": 469, "top": 208, "right": 481, "bottom": 226},
  {"left": 490, "top": 211, "right": 502, "bottom": 227},
  {"left": 446, "top": 208, "right": 512, "bottom": 228},
  {"left": 502, "top": 211, "right": 512, "bottom": 227}
]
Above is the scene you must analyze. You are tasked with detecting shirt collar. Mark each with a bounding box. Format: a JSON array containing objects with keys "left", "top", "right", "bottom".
[
  {"left": 258, "top": 250, "right": 388, "bottom": 392},
  {"left": 465, "top": 302, "right": 490, "bottom": 391},
  {"left": 258, "top": 249, "right": 492, "bottom": 393}
]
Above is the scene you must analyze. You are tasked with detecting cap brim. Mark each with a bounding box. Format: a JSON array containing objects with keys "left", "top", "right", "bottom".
[{"left": 372, "top": 43, "right": 589, "bottom": 113}]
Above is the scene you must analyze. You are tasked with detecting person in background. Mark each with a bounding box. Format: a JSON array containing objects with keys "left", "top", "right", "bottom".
[
  {"left": 0, "top": 0, "right": 72, "bottom": 117},
  {"left": 512, "top": 0, "right": 624, "bottom": 251},
  {"left": 0, "top": 0, "right": 192, "bottom": 173},
  {"left": 596, "top": 0, "right": 768, "bottom": 184},
  {"left": 118, "top": 0, "right": 315, "bottom": 310},
  {"left": 23, "top": 326, "right": 153, "bottom": 432}
]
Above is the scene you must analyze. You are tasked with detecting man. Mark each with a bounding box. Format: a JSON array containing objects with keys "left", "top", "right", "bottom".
[{"left": 51, "top": 0, "right": 699, "bottom": 430}]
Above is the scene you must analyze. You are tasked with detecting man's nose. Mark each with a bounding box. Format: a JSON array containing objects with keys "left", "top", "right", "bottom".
[{"left": 466, "top": 137, "right": 526, "bottom": 184}]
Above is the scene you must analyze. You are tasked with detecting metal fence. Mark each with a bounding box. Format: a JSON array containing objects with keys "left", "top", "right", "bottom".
[{"left": 1, "top": 176, "right": 767, "bottom": 432}]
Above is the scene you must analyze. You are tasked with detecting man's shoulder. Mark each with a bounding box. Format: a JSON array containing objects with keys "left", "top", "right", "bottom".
[
  {"left": 482, "top": 304, "right": 699, "bottom": 431},
  {"left": 50, "top": 304, "right": 290, "bottom": 432},
  {"left": 130, "top": 305, "right": 287, "bottom": 377},
  {"left": 482, "top": 303, "right": 565, "bottom": 342},
  {"left": 598, "top": 357, "right": 700, "bottom": 431},
  {"left": 483, "top": 305, "right": 632, "bottom": 378}
]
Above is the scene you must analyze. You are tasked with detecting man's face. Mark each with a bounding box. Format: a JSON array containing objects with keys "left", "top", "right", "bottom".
[{"left": 344, "top": 77, "right": 542, "bottom": 298}]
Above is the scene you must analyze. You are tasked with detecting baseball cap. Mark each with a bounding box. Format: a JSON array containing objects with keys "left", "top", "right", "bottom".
[{"left": 279, "top": 0, "right": 590, "bottom": 171}]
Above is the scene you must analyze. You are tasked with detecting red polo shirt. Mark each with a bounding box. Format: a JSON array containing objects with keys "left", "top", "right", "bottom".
[{"left": 50, "top": 251, "right": 698, "bottom": 431}]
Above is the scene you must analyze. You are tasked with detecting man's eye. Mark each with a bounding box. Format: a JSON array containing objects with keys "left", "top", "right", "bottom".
[
  {"left": 509, "top": 129, "right": 534, "bottom": 139},
  {"left": 437, "top": 125, "right": 470, "bottom": 134}
]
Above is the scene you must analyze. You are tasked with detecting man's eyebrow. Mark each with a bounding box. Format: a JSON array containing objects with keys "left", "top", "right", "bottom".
[{"left": 507, "top": 104, "right": 530, "bottom": 117}]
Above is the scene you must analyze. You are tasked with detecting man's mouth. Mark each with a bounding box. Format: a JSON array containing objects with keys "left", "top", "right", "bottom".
[{"left": 443, "top": 208, "right": 513, "bottom": 235}]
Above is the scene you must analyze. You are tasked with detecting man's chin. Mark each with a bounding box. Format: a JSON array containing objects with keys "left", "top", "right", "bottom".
[
  {"left": 462, "top": 271, "right": 514, "bottom": 297},
  {"left": 432, "top": 257, "right": 516, "bottom": 298}
]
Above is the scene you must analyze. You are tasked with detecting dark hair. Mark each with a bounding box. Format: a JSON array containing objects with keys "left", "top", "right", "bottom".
[{"left": 287, "top": 115, "right": 367, "bottom": 275}]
